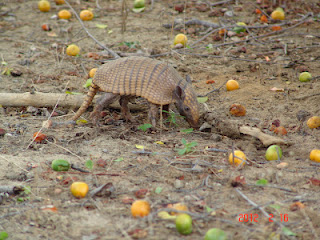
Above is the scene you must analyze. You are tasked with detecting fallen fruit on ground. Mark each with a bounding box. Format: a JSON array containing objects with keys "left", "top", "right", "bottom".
[
  {"left": 299, "top": 72, "right": 312, "bottom": 82},
  {"left": 33, "top": 131, "right": 47, "bottom": 143},
  {"left": 229, "top": 104, "right": 246, "bottom": 116},
  {"left": 271, "top": 25, "right": 282, "bottom": 31},
  {"left": 131, "top": 200, "right": 150, "bottom": 217},
  {"left": 175, "top": 213, "right": 192, "bottom": 235},
  {"left": 226, "top": 79, "right": 239, "bottom": 91},
  {"left": 134, "top": 0, "right": 145, "bottom": 8},
  {"left": 80, "top": 10, "right": 94, "bottom": 21},
  {"left": 38, "top": 0, "right": 50, "bottom": 12},
  {"left": 54, "top": 0, "right": 65, "bottom": 4},
  {"left": 41, "top": 23, "right": 51, "bottom": 31},
  {"left": 229, "top": 150, "right": 246, "bottom": 166},
  {"left": 307, "top": 116, "right": 320, "bottom": 129},
  {"left": 52, "top": 159, "right": 70, "bottom": 171},
  {"left": 265, "top": 145, "right": 282, "bottom": 161},
  {"left": 58, "top": 9, "right": 72, "bottom": 20},
  {"left": 260, "top": 15, "right": 268, "bottom": 23},
  {"left": 310, "top": 149, "right": 320, "bottom": 163},
  {"left": 174, "top": 34, "right": 188, "bottom": 46},
  {"left": 70, "top": 182, "right": 89, "bottom": 198},
  {"left": 66, "top": 44, "right": 80, "bottom": 56},
  {"left": 204, "top": 228, "right": 227, "bottom": 240},
  {"left": 167, "top": 203, "right": 188, "bottom": 215},
  {"left": 89, "top": 68, "right": 98, "bottom": 78},
  {"left": 271, "top": 10, "right": 285, "bottom": 20}
]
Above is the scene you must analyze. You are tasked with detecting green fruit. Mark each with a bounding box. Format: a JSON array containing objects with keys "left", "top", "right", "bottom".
[
  {"left": 236, "top": 22, "right": 246, "bottom": 26},
  {"left": 176, "top": 213, "right": 192, "bottom": 235},
  {"left": 134, "top": 0, "right": 145, "bottom": 8},
  {"left": 52, "top": 159, "right": 70, "bottom": 171},
  {"left": 275, "top": 7, "right": 284, "bottom": 13},
  {"left": 265, "top": 145, "right": 283, "bottom": 161},
  {"left": 204, "top": 228, "right": 227, "bottom": 240},
  {"left": 299, "top": 72, "right": 312, "bottom": 82}
]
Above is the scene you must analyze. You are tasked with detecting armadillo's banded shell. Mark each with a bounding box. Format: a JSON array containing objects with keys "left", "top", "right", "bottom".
[{"left": 93, "top": 56, "right": 184, "bottom": 105}]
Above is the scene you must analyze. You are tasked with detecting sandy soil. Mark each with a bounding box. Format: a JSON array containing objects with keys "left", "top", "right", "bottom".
[{"left": 0, "top": 0, "right": 320, "bottom": 239}]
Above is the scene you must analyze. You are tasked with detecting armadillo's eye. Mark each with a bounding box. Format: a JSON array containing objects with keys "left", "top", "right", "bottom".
[{"left": 184, "top": 107, "right": 190, "bottom": 111}]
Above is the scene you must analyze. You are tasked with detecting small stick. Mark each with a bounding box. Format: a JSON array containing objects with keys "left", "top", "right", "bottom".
[{"left": 64, "top": 0, "right": 120, "bottom": 59}]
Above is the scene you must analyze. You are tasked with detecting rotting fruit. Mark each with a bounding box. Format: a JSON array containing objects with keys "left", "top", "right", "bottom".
[
  {"left": 70, "top": 182, "right": 89, "bottom": 198},
  {"left": 38, "top": 0, "right": 51, "bottom": 12},
  {"left": 66, "top": 44, "right": 80, "bottom": 56},
  {"left": 175, "top": 213, "right": 192, "bottom": 235},
  {"left": 228, "top": 150, "right": 246, "bottom": 167},
  {"left": 131, "top": 200, "right": 150, "bottom": 217},
  {"left": 80, "top": 10, "right": 94, "bottom": 21},
  {"left": 58, "top": 9, "right": 72, "bottom": 20},
  {"left": 174, "top": 34, "right": 188, "bottom": 46}
]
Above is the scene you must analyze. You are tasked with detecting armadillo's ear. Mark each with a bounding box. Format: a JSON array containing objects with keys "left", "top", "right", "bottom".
[
  {"left": 186, "top": 75, "right": 192, "bottom": 83},
  {"left": 174, "top": 86, "right": 186, "bottom": 100}
]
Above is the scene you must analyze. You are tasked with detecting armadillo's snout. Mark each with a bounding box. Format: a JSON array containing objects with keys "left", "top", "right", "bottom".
[{"left": 187, "top": 118, "right": 200, "bottom": 129}]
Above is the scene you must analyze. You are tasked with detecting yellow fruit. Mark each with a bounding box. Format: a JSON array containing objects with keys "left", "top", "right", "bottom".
[
  {"left": 310, "top": 149, "right": 320, "bottom": 163},
  {"left": 66, "top": 44, "right": 80, "bottom": 56},
  {"left": 226, "top": 79, "right": 239, "bottom": 91},
  {"left": 168, "top": 203, "right": 188, "bottom": 215},
  {"left": 229, "top": 150, "right": 246, "bottom": 166},
  {"left": 131, "top": 200, "right": 150, "bottom": 217},
  {"left": 70, "top": 182, "right": 89, "bottom": 198},
  {"left": 89, "top": 68, "right": 98, "bottom": 78},
  {"left": 58, "top": 9, "right": 72, "bottom": 20},
  {"left": 80, "top": 10, "right": 94, "bottom": 21},
  {"left": 175, "top": 213, "right": 192, "bottom": 235},
  {"left": 54, "top": 0, "right": 65, "bottom": 4},
  {"left": 174, "top": 34, "right": 188, "bottom": 46},
  {"left": 307, "top": 116, "right": 320, "bottom": 129},
  {"left": 265, "top": 145, "right": 282, "bottom": 161},
  {"left": 271, "top": 10, "right": 285, "bottom": 20},
  {"left": 38, "top": 0, "right": 51, "bottom": 12}
]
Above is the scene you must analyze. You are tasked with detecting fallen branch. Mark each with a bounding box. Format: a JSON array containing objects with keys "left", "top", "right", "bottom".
[
  {"left": 239, "top": 126, "right": 286, "bottom": 146},
  {"left": 163, "top": 19, "right": 220, "bottom": 30},
  {"left": 0, "top": 92, "right": 144, "bottom": 111}
]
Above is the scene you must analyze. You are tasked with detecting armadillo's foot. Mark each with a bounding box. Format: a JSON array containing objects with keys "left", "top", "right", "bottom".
[
  {"left": 161, "top": 104, "right": 170, "bottom": 119},
  {"left": 120, "top": 96, "right": 133, "bottom": 123},
  {"left": 148, "top": 103, "right": 159, "bottom": 127},
  {"left": 90, "top": 93, "right": 119, "bottom": 125}
]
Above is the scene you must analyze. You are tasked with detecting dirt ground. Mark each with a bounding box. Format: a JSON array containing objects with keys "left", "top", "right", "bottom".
[{"left": 1, "top": 0, "right": 320, "bottom": 239}]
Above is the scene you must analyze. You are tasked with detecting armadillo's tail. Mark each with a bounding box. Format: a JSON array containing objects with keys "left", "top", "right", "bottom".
[{"left": 71, "top": 83, "right": 99, "bottom": 121}]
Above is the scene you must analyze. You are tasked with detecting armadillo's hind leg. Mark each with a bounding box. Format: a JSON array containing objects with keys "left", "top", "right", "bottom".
[
  {"left": 71, "top": 84, "right": 99, "bottom": 122},
  {"left": 90, "top": 92, "right": 119, "bottom": 125},
  {"left": 148, "top": 103, "right": 159, "bottom": 127},
  {"left": 119, "top": 96, "right": 133, "bottom": 122}
]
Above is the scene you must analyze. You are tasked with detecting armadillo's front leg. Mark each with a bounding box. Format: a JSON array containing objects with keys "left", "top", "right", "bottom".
[
  {"left": 90, "top": 93, "right": 119, "bottom": 125},
  {"left": 148, "top": 103, "right": 158, "bottom": 127},
  {"left": 119, "top": 96, "right": 133, "bottom": 122}
]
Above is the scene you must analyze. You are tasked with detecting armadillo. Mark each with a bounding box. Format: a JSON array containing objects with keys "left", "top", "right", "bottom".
[{"left": 71, "top": 56, "right": 200, "bottom": 127}]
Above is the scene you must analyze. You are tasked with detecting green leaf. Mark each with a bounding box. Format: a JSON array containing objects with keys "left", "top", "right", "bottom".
[
  {"left": 197, "top": 96, "right": 208, "bottom": 103},
  {"left": 65, "top": 91, "right": 82, "bottom": 95},
  {"left": 132, "top": 7, "right": 145, "bottom": 13},
  {"left": 155, "top": 186, "right": 162, "bottom": 194},
  {"left": 96, "top": 23, "right": 108, "bottom": 29},
  {"left": 138, "top": 123, "right": 153, "bottom": 131},
  {"left": 181, "top": 138, "right": 187, "bottom": 145},
  {"left": 233, "top": 26, "right": 246, "bottom": 34},
  {"left": 85, "top": 160, "right": 93, "bottom": 170},
  {"left": 282, "top": 227, "right": 296, "bottom": 236},
  {"left": 205, "top": 206, "right": 214, "bottom": 213},
  {"left": 23, "top": 186, "right": 31, "bottom": 195},
  {"left": 0, "top": 231, "right": 8, "bottom": 240},
  {"left": 269, "top": 204, "right": 281, "bottom": 210},
  {"left": 83, "top": 78, "right": 92, "bottom": 88},
  {"left": 114, "top": 157, "right": 124, "bottom": 162},
  {"left": 256, "top": 178, "right": 268, "bottom": 186},
  {"left": 180, "top": 128, "right": 193, "bottom": 134},
  {"left": 178, "top": 148, "right": 187, "bottom": 155},
  {"left": 187, "top": 141, "right": 198, "bottom": 148}
]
